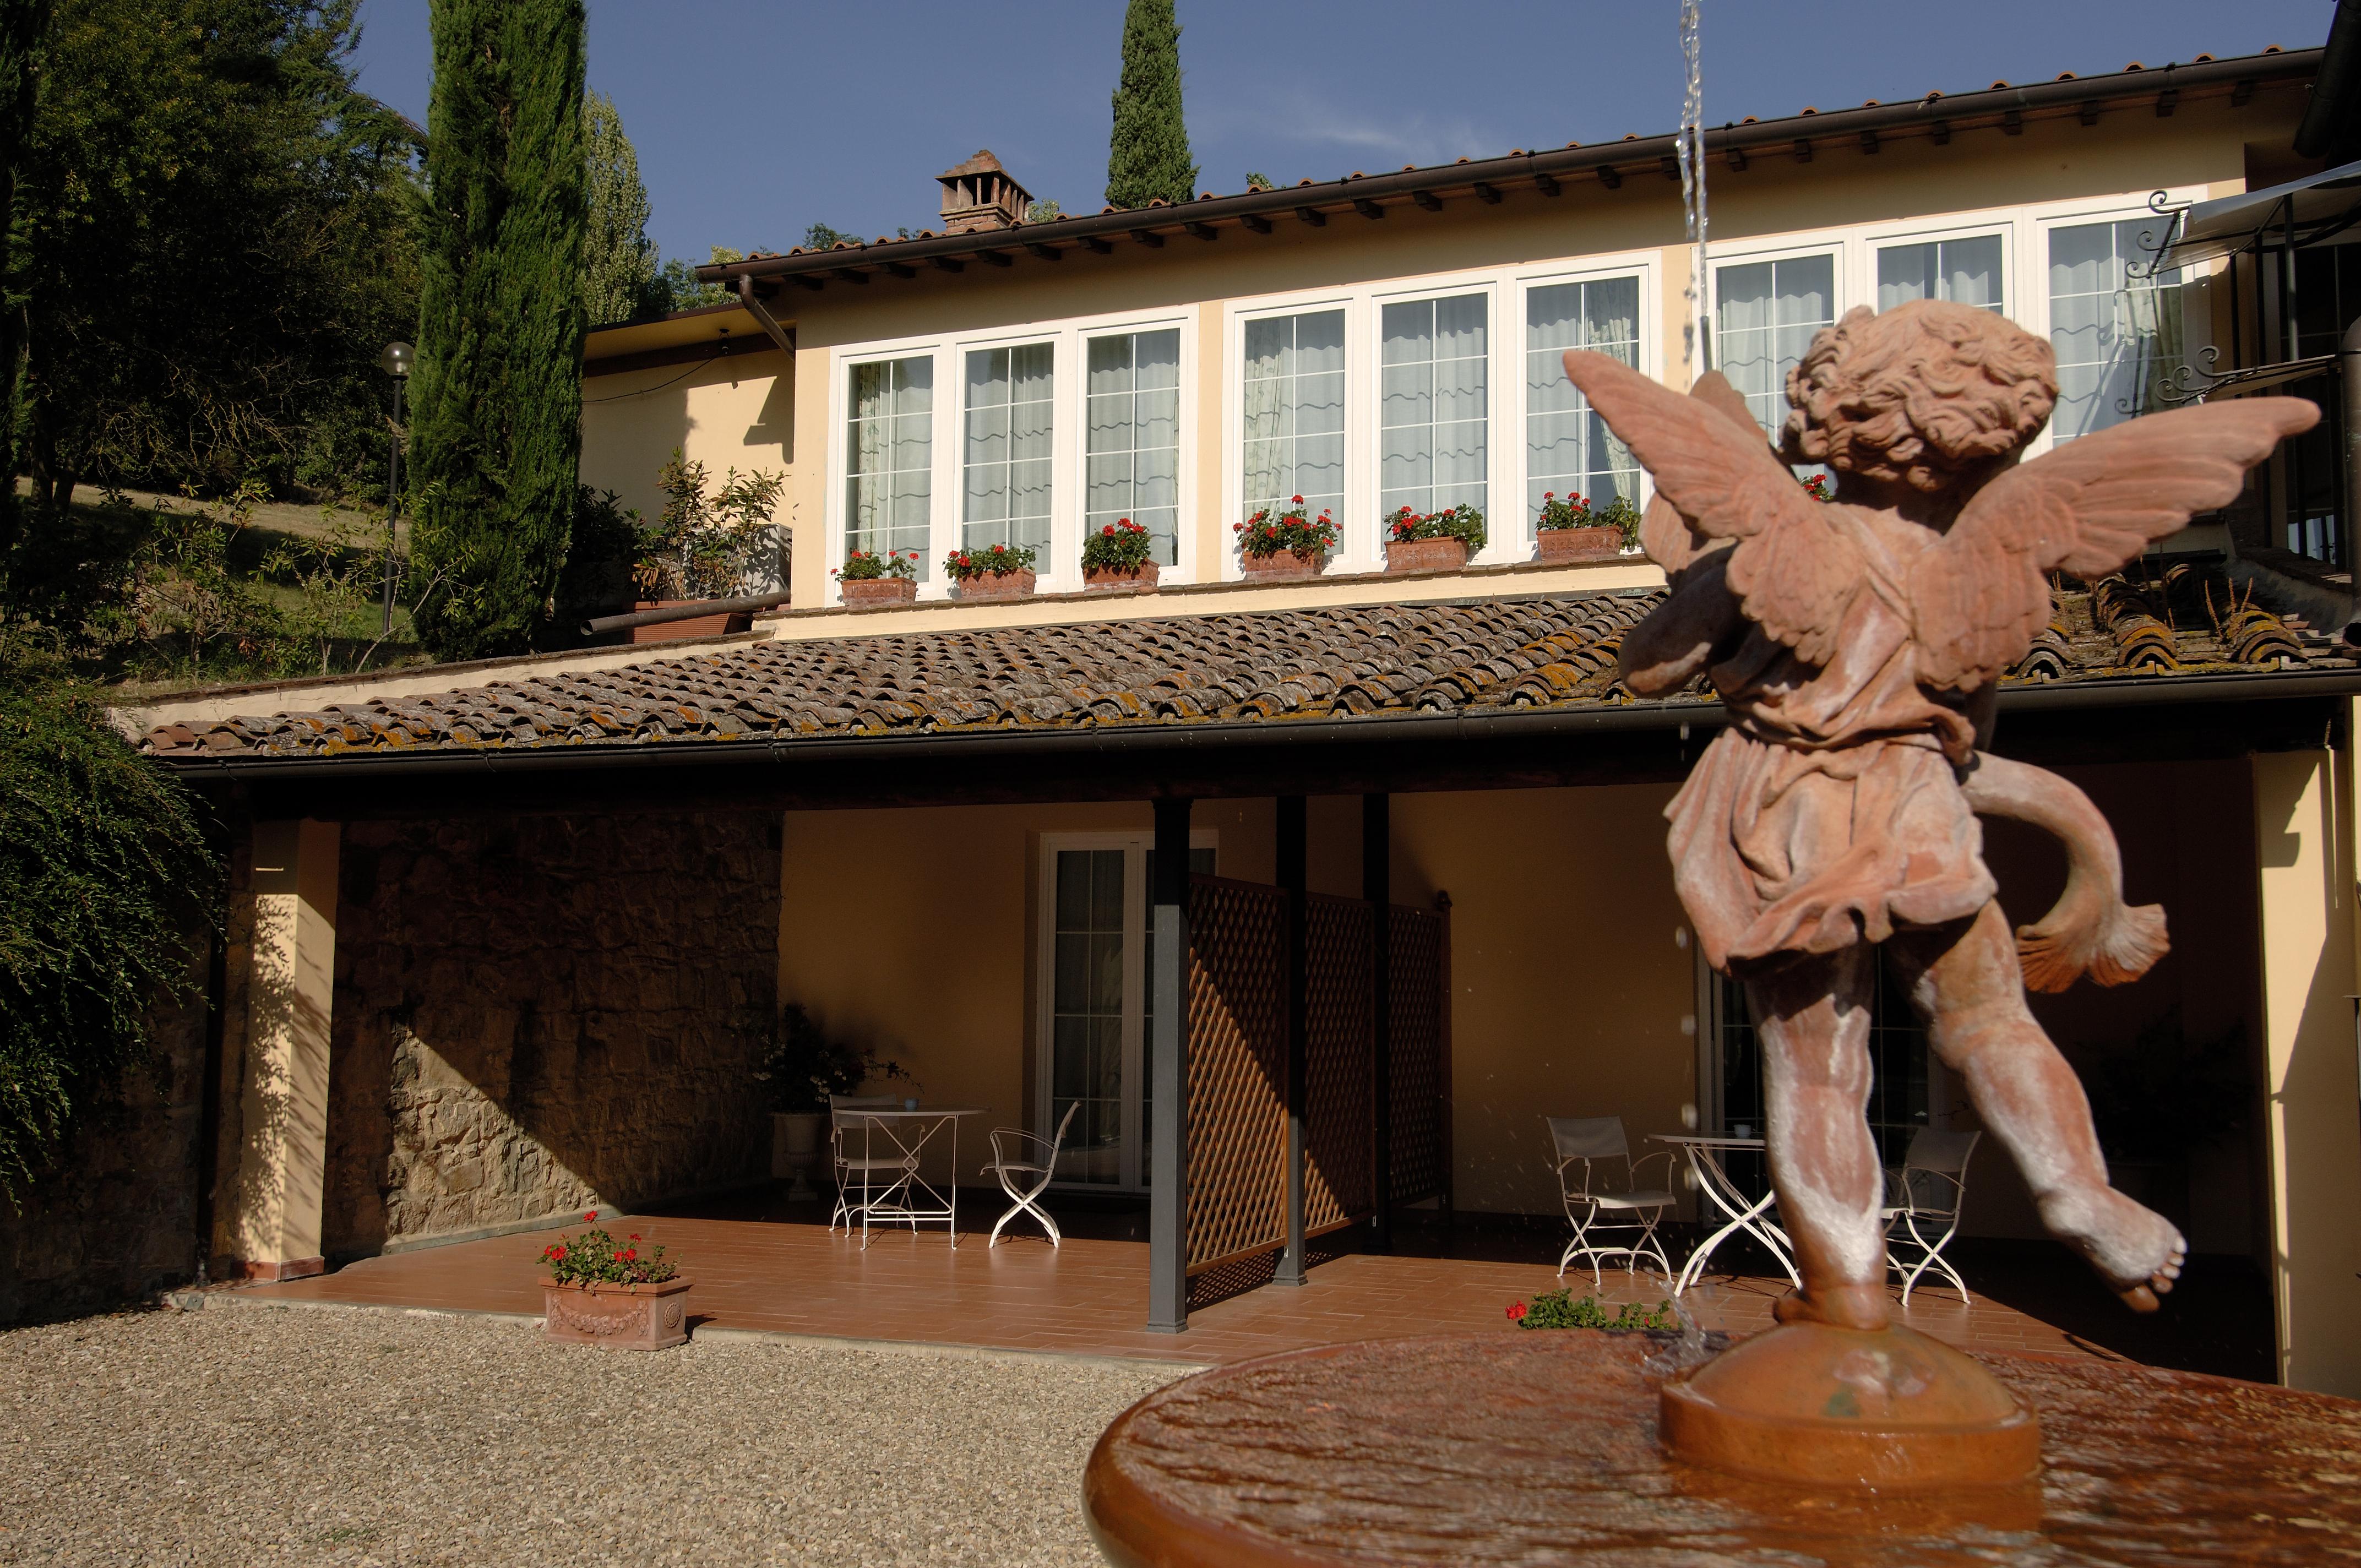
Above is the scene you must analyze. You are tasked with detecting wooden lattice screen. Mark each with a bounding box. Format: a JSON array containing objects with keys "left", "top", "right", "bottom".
[
  {"left": 1302, "top": 894, "right": 1375, "bottom": 1235},
  {"left": 1386, "top": 905, "right": 1451, "bottom": 1209},
  {"left": 1184, "top": 876, "right": 1289, "bottom": 1273}
]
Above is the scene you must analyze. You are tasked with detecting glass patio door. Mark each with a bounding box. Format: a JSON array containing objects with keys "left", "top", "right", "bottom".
[{"left": 1041, "top": 834, "right": 1214, "bottom": 1190}]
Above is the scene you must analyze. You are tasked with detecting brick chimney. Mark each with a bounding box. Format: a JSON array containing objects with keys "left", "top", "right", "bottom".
[{"left": 938, "top": 150, "right": 1031, "bottom": 235}]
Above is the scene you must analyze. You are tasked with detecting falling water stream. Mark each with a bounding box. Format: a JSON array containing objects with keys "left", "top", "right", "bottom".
[{"left": 1677, "top": 0, "right": 1710, "bottom": 374}]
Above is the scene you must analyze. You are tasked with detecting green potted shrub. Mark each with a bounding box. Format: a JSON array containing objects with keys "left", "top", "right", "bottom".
[
  {"left": 835, "top": 548, "right": 919, "bottom": 607},
  {"left": 1082, "top": 516, "right": 1160, "bottom": 591},
  {"left": 1534, "top": 491, "right": 1640, "bottom": 563},
  {"left": 756, "top": 1003, "right": 911, "bottom": 1201},
  {"left": 630, "top": 450, "right": 787, "bottom": 638},
  {"left": 945, "top": 541, "right": 1037, "bottom": 600},
  {"left": 540, "top": 1211, "right": 690, "bottom": 1351},
  {"left": 1385, "top": 503, "right": 1486, "bottom": 573},
  {"left": 1235, "top": 496, "right": 1339, "bottom": 580}
]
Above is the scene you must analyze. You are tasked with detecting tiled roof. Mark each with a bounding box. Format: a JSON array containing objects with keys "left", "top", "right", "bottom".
[{"left": 140, "top": 573, "right": 2354, "bottom": 761}]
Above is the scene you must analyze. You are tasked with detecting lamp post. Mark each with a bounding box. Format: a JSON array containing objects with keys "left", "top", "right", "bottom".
[{"left": 378, "top": 340, "right": 414, "bottom": 635}]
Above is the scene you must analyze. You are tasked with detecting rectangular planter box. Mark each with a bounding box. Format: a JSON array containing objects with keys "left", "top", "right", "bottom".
[
  {"left": 628, "top": 600, "right": 753, "bottom": 645},
  {"left": 1537, "top": 526, "right": 1625, "bottom": 564},
  {"left": 542, "top": 1279, "right": 693, "bottom": 1351},
  {"left": 1084, "top": 562, "right": 1161, "bottom": 592},
  {"left": 955, "top": 568, "right": 1036, "bottom": 601},
  {"left": 1241, "top": 551, "right": 1327, "bottom": 581},
  {"left": 1386, "top": 537, "right": 1470, "bottom": 574},
  {"left": 840, "top": 577, "right": 918, "bottom": 608}
]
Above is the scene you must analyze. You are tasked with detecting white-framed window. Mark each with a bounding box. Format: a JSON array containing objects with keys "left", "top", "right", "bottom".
[
  {"left": 1875, "top": 233, "right": 2006, "bottom": 314},
  {"left": 1242, "top": 307, "right": 1347, "bottom": 527},
  {"left": 1525, "top": 274, "right": 1642, "bottom": 519},
  {"left": 845, "top": 355, "right": 935, "bottom": 578},
  {"left": 1713, "top": 251, "right": 1839, "bottom": 436},
  {"left": 1378, "top": 292, "right": 1488, "bottom": 520},
  {"left": 1035, "top": 830, "right": 1217, "bottom": 1190},
  {"left": 1086, "top": 328, "right": 1183, "bottom": 567},
  {"left": 961, "top": 342, "right": 1054, "bottom": 558},
  {"left": 2045, "top": 216, "right": 2184, "bottom": 442}
]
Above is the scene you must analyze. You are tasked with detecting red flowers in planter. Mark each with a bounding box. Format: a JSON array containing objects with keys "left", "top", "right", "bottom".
[
  {"left": 835, "top": 550, "right": 918, "bottom": 581},
  {"left": 1237, "top": 500, "right": 1339, "bottom": 560},
  {"left": 1082, "top": 516, "right": 1155, "bottom": 573}
]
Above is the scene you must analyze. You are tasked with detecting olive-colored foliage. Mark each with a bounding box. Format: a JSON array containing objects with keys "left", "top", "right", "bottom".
[
  {"left": 1105, "top": 0, "right": 1196, "bottom": 210},
  {"left": 408, "top": 0, "right": 587, "bottom": 663},
  {"left": 18, "top": 0, "right": 420, "bottom": 507},
  {"left": 582, "top": 89, "right": 665, "bottom": 328},
  {"left": 0, "top": 668, "right": 217, "bottom": 1198},
  {"left": 631, "top": 451, "right": 785, "bottom": 602}
]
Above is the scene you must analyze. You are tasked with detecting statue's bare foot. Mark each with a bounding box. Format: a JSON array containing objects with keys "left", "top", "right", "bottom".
[{"left": 2039, "top": 1184, "right": 2186, "bottom": 1312}]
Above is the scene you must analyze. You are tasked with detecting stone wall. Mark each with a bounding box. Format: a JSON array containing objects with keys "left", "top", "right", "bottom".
[
  {"left": 323, "top": 812, "right": 779, "bottom": 1257},
  {"left": 0, "top": 966, "right": 208, "bottom": 1324}
]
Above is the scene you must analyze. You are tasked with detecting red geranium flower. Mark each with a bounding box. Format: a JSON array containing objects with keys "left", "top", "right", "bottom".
[
  {"left": 1506, "top": 1300, "right": 1527, "bottom": 1322},
  {"left": 585, "top": 1211, "right": 597, "bottom": 1222},
  {"left": 1103, "top": 525, "right": 1115, "bottom": 536},
  {"left": 1291, "top": 494, "right": 1303, "bottom": 504}
]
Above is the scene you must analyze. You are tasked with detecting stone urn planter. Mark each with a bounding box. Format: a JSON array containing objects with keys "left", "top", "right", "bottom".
[
  {"left": 956, "top": 568, "right": 1036, "bottom": 601},
  {"left": 627, "top": 600, "right": 754, "bottom": 645},
  {"left": 1085, "top": 562, "right": 1160, "bottom": 592},
  {"left": 840, "top": 576, "right": 917, "bottom": 608},
  {"left": 1386, "top": 537, "right": 1470, "bottom": 574},
  {"left": 542, "top": 1278, "right": 693, "bottom": 1352},
  {"left": 1241, "top": 551, "right": 1328, "bottom": 582},
  {"left": 771, "top": 1110, "right": 825, "bottom": 1201},
  {"left": 1537, "top": 526, "right": 1625, "bottom": 564}
]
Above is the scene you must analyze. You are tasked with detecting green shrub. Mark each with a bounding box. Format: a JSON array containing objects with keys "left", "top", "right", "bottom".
[{"left": 1507, "top": 1290, "right": 1678, "bottom": 1331}]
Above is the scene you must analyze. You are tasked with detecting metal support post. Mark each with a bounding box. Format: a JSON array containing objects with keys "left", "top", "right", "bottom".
[
  {"left": 1146, "top": 797, "right": 1194, "bottom": 1333},
  {"left": 1275, "top": 796, "right": 1309, "bottom": 1286},
  {"left": 1364, "top": 793, "right": 1392, "bottom": 1254}
]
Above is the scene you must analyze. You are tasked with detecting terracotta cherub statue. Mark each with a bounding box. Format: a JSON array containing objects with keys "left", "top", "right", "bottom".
[{"left": 1564, "top": 301, "right": 2317, "bottom": 1332}]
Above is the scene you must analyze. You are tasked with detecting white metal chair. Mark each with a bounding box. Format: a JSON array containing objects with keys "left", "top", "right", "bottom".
[
  {"left": 1881, "top": 1127, "right": 1981, "bottom": 1304},
  {"left": 980, "top": 1103, "right": 1079, "bottom": 1248},
  {"left": 829, "top": 1094, "right": 913, "bottom": 1237},
  {"left": 1547, "top": 1116, "right": 1678, "bottom": 1285}
]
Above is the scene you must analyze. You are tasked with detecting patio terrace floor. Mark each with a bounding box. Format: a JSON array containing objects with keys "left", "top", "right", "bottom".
[{"left": 231, "top": 1190, "right": 2115, "bottom": 1368}]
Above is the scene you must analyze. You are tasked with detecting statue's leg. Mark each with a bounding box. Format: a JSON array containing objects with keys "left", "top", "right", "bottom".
[
  {"left": 1887, "top": 902, "right": 2186, "bottom": 1310},
  {"left": 1744, "top": 946, "right": 1891, "bottom": 1331}
]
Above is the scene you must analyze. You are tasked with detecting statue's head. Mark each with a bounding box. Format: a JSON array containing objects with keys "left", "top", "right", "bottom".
[{"left": 1781, "top": 300, "right": 2058, "bottom": 493}]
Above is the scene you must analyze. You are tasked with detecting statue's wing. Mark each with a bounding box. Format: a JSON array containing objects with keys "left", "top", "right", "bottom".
[
  {"left": 1911, "top": 398, "right": 2321, "bottom": 692},
  {"left": 1564, "top": 350, "right": 1857, "bottom": 665},
  {"left": 1635, "top": 371, "right": 1764, "bottom": 573}
]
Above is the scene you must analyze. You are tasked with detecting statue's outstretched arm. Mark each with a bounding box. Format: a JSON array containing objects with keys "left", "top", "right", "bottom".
[
  {"left": 1621, "top": 545, "right": 1742, "bottom": 695},
  {"left": 1958, "top": 753, "right": 2167, "bottom": 991}
]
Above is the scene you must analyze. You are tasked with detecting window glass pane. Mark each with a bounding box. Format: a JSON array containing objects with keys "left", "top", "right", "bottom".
[
  {"left": 2047, "top": 219, "right": 2183, "bottom": 442},
  {"left": 1241, "top": 308, "right": 1349, "bottom": 531},
  {"left": 1084, "top": 328, "right": 1182, "bottom": 566},
  {"left": 1876, "top": 236, "right": 2004, "bottom": 313},
  {"left": 1051, "top": 848, "right": 1128, "bottom": 1185},
  {"left": 1379, "top": 295, "right": 1488, "bottom": 526},
  {"left": 961, "top": 342, "right": 1053, "bottom": 558},
  {"left": 1526, "top": 276, "right": 1641, "bottom": 521},
  {"left": 845, "top": 356, "right": 933, "bottom": 579}
]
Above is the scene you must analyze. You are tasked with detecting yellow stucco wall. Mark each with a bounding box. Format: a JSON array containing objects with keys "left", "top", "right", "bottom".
[{"left": 579, "top": 349, "right": 794, "bottom": 532}]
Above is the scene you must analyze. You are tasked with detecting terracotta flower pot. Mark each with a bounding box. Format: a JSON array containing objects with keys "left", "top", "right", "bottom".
[
  {"left": 955, "top": 568, "right": 1036, "bottom": 601},
  {"left": 1084, "top": 562, "right": 1161, "bottom": 592},
  {"left": 1537, "top": 526, "right": 1626, "bottom": 563},
  {"left": 542, "top": 1278, "right": 692, "bottom": 1351},
  {"left": 1386, "top": 537, "right": 1470, "bottom": 574},
  {"left": 840, "top": 576, "right": 917, "bottom": 607},
  {"left": 1241, "top": 550, "right": 1327, "bottom": 581},
  {"left": 628, "top": 600, "right": 754, "bottom": 645}
]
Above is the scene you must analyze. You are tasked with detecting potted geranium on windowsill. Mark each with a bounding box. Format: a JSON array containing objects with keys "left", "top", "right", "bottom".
[
  {"left": 1236, "top": 496, "right": 1338, "bottom": 580},
  {"left": 540, "top": 1211, "right": 691, "bottom": 1351},
  {"left": 1385, "top": 503, "right": 1486, "bottom": 573},
  {"left": 1534, "top": 492, "right": 1640, "bottom": 563},
  {"left": 836, "top": 548, "right": 919, "bottom": 606},
  {"left": 946, "top": 541, "right": 1037, "bottom": 600},
  {"left": 1082, "top": 517, "right": 1160, "bottom": 591},
  {"left": 755, "top": 1004, "right": 912, "bottom": 1202}
]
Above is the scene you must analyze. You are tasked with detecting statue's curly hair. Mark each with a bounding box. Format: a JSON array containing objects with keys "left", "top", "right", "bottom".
[{"left": 1780, "top": 300, "right": 2057, "bottom": 491}]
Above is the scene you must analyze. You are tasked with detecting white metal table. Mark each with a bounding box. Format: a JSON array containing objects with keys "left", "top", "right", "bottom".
[
  {"left": 837, "top": 1105, "right": 985, "bottom": 1249},
  {"left": 1651, "top": 1133, "right": 1800, "bottom": 1295}
]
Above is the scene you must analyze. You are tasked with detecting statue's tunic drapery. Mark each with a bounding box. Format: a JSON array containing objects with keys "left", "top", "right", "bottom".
[{"left": 1667, "top": 507, "right": 1995, "bottom": 973}]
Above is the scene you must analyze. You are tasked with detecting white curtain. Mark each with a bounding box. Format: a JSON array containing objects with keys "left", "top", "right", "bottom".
[
  {"left": 1381, "top": 295, "right": 1488, "bottom": 524},
  {"left": 1086, "top": 329, "right": 1181, "bottom": 565},
  {"left": 1241, "top": 310, "right": 1346, "bottom": 526},
  {"left": 2049, "top": 219, "right": 2183, "bottom": 442},
  {"left": 963, "top": 342, "right": 1054, "bottom": 557},
  {"left": 1526, "top": 276, "right": 1640, "bottom": 518}
]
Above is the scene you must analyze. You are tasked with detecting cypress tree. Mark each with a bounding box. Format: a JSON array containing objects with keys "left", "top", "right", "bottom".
[
  {"left": 1104, "top": 0, "right": 1196, "bottom": 210},
  {"left": 0, "top": 1, "right": 43, "bottom": 570},
  {"left": 581, "top": 89, "right": 660, "bottom": 327},
  {"left": 410, "top": 0, "right": 587, "bottom": 662}
]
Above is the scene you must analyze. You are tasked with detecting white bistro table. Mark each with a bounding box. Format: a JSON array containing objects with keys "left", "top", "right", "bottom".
[
  {"left": 838, "top": 1104, "right": 986, "bottom": 1248},
  {"left": 1651, "top": 1133, "right": 1800, "bottom": 1295}
]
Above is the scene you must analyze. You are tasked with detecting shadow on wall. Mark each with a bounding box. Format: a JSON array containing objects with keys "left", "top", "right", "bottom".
[
  {"left": 579, "top": 357, "right": 793, "bottom": 534},
  {"left": 321, "top": 813, "right": 781, "bottom": 1260}
]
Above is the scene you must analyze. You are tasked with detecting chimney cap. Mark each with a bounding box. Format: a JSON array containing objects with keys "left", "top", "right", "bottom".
[
  {"left": 939, "top": 148, "right": 1011, "bottom": 181},
  {"left": 937, "top": 149, "right": 1031, "bottom": 234}
]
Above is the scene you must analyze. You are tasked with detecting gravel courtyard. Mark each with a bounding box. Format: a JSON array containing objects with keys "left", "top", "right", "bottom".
[{"left": 0, "top": 1302, "right": 1186, "bottom": 1566}]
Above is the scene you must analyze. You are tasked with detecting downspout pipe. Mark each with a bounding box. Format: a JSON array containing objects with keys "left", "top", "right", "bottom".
[
  {"left": 2341, "top": 316, "right": 2361, "bottom": 644},
  {"left": 736, "top": 275, "right": 798, "bottom": 362},
  {"left": 2296, "top": 0, "right": 2361, "bottom": 162}
]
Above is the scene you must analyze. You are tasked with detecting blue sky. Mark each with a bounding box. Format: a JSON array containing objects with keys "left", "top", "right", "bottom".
[{"left": 350, "top": 1, "right": 2335, "bottom": 266}]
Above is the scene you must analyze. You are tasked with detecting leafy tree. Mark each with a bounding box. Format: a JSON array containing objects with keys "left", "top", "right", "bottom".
[
  {"left": 802, "top": 222, "right": 856, "bottom": 249},
  {"left": 1105, "top": 0, "right": 1196, "bottom": 209},
  {"left": 630, "top": 450, "right": 784, "bottom": 600},
  {"left": 581, "top": 89, "right": 661, "bottom": 326},
  {"left": 1024, "top": 199, "right": 1063, "bottom": 223},
  {"left": 1245, "top": 171, "right": 1275, "bottom": 192},
  {"left": 657, "top": 244, "right": 742, "bottom": 312},
  {"left": 0, "top": 668, "right": 217, "bottom": 1199},
  {"left": 0, "top": 0, "right": 46, "bottom": 576},
  {"left": 409, "top": 0, "right": 588, "bottom": 662}
]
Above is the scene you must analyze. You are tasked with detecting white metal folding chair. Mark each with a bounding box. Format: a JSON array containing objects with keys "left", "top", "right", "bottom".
[
  {"left": 829, "top": 1094, "right": 912, "bottom": 1237},
  {"left": 1547, "top": 1116, "right": 1677, "bottom": 1285},
  {"left": 1881, "top": 1127, "right": 1981, "bottom": 1304},
  {"left": 980, "top": 1102, "right": 1079, "bottom": 1248}
]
